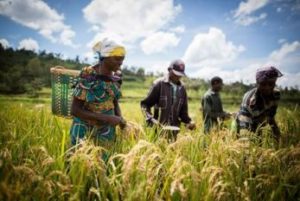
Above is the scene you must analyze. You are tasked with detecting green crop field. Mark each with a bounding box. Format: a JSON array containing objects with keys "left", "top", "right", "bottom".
[{"left": 0, "top": 82, "right": 299, "bottom": 201}]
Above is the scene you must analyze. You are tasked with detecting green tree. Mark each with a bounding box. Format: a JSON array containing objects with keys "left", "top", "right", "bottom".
[{"left": 27, "top": 57, "right": 42, "bottom": 77}]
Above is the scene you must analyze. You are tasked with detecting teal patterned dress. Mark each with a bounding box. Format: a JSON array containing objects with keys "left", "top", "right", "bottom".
[{"left": 70, "top": 66, "right": 121, "bottom": 145}]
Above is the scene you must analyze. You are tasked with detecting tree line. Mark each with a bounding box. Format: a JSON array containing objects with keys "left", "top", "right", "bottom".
[
  {"left": 0, "top": 44, "right": 85, "bottom": 95},
  {"left": 0, "top": 44, "right": 299, "bottom": 100}
]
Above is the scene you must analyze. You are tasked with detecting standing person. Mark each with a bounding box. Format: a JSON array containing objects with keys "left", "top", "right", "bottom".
[
  {"left": 201, "top": 76, "right": 231, "bottom": 134},
  {"left": 70, "top": 38, "right": 126, "bottom": 147},
  {"left": 236, "top": 66, "right": 283, "bottom": 141},
  {"left": 140, "top": 59, "right": 196, "bottom": 141}
]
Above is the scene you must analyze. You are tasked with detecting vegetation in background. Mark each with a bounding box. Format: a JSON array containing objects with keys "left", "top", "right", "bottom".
[
  {"left": 0, "top": 44, "right": 86, "bottom": 95},
  {"left": 1, "top": 44, "right": 299, "bottom": 102}
]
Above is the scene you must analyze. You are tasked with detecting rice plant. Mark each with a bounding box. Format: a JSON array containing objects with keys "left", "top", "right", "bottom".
[{"left": 0, "top": 101, "right": 299, "bottom": 201}]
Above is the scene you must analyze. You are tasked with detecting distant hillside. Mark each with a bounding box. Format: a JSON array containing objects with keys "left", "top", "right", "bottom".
[
  {"left": 0, "top": 44, "right": 299, "bottom": 102},
  {"left": 0, "top": 44, "right": 86, "bottom": 95}
]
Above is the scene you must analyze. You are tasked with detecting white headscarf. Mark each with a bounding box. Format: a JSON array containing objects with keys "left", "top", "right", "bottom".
[{"left": 92, "top": 38, "right": 126, "bottom": 58}]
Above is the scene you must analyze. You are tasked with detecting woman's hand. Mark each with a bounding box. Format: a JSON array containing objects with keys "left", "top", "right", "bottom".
[
  {"left": 88, "top": 115, "right": 126, "bottom": 128},
  {"left": 119, "top": 117, "right": 127, "bottom": 129},
  {"left": 186, "top": 122, "right": 196, "bottom": 130},
  {"left": 106, "top": 115, "right": 126, "bottom": 126}
]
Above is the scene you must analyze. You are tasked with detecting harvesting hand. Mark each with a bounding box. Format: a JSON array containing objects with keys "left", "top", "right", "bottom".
[
  {"left": 230, "top": 112, "right": 237, "bottom": 118},
  {"left": 222, "top": 112, "right": 232, "bottom": 120},
  {"left": 119, "top": 117, "right": 127, "bottom": 129},
  {"left": 107, "top": 115, "right": 125, "bottom": 126},
  {"left": 186, "top": 122, "right": 196, "bottom": 130}
]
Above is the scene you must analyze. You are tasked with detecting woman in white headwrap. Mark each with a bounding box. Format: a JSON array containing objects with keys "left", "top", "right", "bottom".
[{"left": 70, "top": 38, "right": 126, "bottom": 152}]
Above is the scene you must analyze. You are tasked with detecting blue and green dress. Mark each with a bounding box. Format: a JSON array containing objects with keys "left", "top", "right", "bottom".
[{"left": 70, "top": 66, "right": 121, "bottom": 146}]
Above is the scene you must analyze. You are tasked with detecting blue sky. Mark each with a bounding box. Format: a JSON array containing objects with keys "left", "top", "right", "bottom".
[{"left": 0, "top": 0, "right": 300, "bottom": 87}]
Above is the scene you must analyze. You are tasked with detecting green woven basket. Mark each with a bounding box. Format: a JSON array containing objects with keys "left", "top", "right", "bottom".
[{"left": 50, "top": 66, "right": 80, "bottom": 118}]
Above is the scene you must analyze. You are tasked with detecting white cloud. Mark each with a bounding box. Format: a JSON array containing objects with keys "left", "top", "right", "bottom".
[
  {"left": 0, "top": 0, "right": 77, "bottom": 47},
  {"left": 170, "top": 25, "right": 185, "bottom": 33},
  {"left": 83, "top": 0, "right": 181, "bottom": 43},
  {"left": 278, "top": 38, "right": 286, "bottom": 44},
  {"left": 147, "top": 60, "right": 171, "bottom": 75},
  {"left": 191, "top": 64, "right": 259, "bottom": 84},
  {"left": 268, "top": 41, "right": 300, "bottom": 63},
  {"left": 264, "top": 41, "right": 300, "bottom": 87},
  {"left": 186, "top": 41, "right": 300, "bottom": 88},
  {"left": 59, "top": 28, "right": 76, "bottom": 47},
  {"left": 189, "top": 63, "right": 300, "bottom": 88},
  {"left": 18, "top": 38, "right": 39, "bottom": 52},
  {"left": 233, "top": 0, "right": 270, "bottom": 26},
  {"left": 183, "top": 27, "right": 245, "bottom": 68},
  {"left": 234, "top": 13, "right": 267, "bottom": 26},
  {"left": 0, "top": 38, "right": 10, "bottom": 49},
  {"left": 140, "top": 32, "right": 180, "bottom": 54},
  {"left": 277, "top": 72, "right": 300, "bottom": 88},
  {"left": 88, "top": 25, "right": 101, "bottom": 33},
  {"left": 234, "top": 0, "right": 269, "bottom": 17}
]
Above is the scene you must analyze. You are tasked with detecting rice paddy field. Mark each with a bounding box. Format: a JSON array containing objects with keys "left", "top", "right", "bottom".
[{"left": 0, "top": 82, "right": 299, "bottom": 201}]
